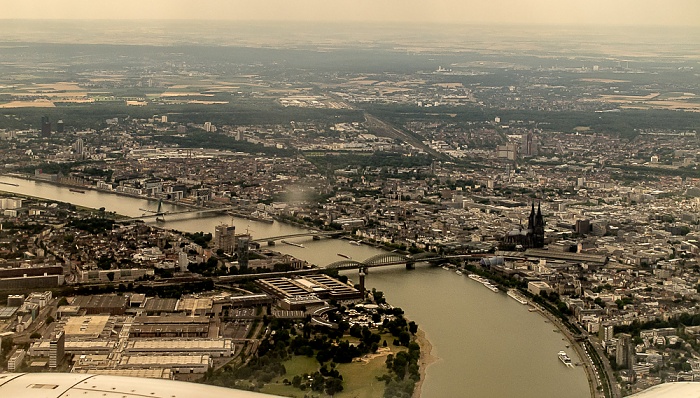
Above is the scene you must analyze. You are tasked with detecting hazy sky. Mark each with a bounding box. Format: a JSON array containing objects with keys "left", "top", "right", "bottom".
[{"left": 2, "top": 0, "right": 699, "bottom": 26}]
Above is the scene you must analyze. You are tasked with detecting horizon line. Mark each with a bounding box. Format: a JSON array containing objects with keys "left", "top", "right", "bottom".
[{"left": 0, "top": 18, "right": 698, "bottom": 29}]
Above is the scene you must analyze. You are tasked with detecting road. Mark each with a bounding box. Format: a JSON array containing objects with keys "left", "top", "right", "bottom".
[
  {"left": 588, "top": 337, "right": 623, "bottom": 398},
  {"left": 363, "top": 113, "right": 447, "bottom": 159}
]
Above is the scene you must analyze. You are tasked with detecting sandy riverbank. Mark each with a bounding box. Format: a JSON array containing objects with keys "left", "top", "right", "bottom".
[{"left": 413, "top": 328, "right": 439, "bottom": 398}]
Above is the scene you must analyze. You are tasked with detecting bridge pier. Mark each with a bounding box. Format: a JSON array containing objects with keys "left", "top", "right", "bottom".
[
  {"left": 358, "top": 267, "right": 366, "bottom": 298},
  {"left": 267, "top": 241, "right": 275, "bottom": 246},
  {"left": 405, "top": 261, "right": 415, "bottom": 270}
]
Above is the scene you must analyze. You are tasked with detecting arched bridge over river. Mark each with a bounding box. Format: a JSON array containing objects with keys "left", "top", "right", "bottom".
[{"left": 326, "top": 252, "right": 482, "bottom": 271}]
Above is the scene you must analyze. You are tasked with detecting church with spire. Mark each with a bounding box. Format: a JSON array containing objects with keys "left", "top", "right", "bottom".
[{"left": 504, "top": 202, "right": 546, "bottom": 249}]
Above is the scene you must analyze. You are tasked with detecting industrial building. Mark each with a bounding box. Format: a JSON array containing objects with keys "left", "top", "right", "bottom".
[
  {"left": 256, "top": 274, "right": 361, "bottom": 310},
  {"left": 129, "top": 316, "right": 210, "bottom": 338},
  {"left": 30, "top": 340, "right": 116, "bottom": 357},
  {"left": 0, "top": 266, "right": 64, "bottom": 289},
  {"left": 71, "top": 295, "right": 128, "bottom": 315},
  {"left": 118, "top": 354, "right": 211, "bottom": 374},
  {"left": 59, "top": 315, "right": 114, "bottom": 339},
  {"left": 224, "top": 293, "right": 273, "bottom": 308},
  {"left": 142, "top": 298, "right": 179, "bottom": 314},
  {"left": 124, "top": 338, "right": 233, "bottom": 357},
  {"left": 176, "top": 298, "right": 213, "bottom": 316},
  {"left": 72, "top": 368, "right": 173, "bottom": 380}
]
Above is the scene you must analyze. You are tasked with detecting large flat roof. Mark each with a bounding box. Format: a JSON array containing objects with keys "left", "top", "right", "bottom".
[
  {"left": 143, "top": 298, "right": 179, "bottom": 312},
  {"left": 72, "top": 295, "right": 128, "bottom": 310},
  {"left": 126, "top": 339, "right": 231, "bottom": 351},
  {"left": 73, "top": 368, "right": 172, "bottom": 380},
  {"left": 120, "top": 355, "right": 209, "bottom": 366},
  {"left": 62, "top": 315, "right": 111, "bottom": 338}
]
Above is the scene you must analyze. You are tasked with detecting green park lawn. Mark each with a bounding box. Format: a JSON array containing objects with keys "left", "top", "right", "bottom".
[{"left": 261, "top": 335, "right": 407, "bottom": 398}]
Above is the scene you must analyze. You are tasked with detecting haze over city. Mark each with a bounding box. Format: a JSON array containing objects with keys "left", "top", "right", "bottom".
[
  {"left": 0, "top": 2, "right": 699, "bottom": 398},
  {"left": 2, "top": 0, "right": 700, "bottom": 26}
]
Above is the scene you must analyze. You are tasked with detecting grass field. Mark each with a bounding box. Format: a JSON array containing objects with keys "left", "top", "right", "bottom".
[{"left": 261, "top": 335, "right": 406, "bottom": 398}]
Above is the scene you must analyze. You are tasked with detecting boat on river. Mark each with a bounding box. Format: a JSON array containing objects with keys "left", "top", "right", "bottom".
[
  {"left": 468, "top": 274, "right": 499, "bottom": 292},
  {"left": 281, "top": 240, "right": 304, "bottom": 248},
  {"left": 507, "top": 289, "right": 528, "bottom": 304},
  {"left": 484, "top": 283, "right": 499, "bottom": 292},
  {"left": 69, "top": 188, "right": 86, "bottom": 193},
  {"left": 558, "top": 351, "right": 573, "bottom": 367},
  {"left": 337, "top": 253, "right": 351, "bottom": 259},
  {"left": 349, "top": 241, "right": 362, "bottom": 246}
]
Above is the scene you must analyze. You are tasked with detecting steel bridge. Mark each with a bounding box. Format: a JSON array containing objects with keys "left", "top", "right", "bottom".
[
  {"left": 126, "top": 205, "right": 234, "bottom": 221},
  {"left": 253, "top": 231, "right": 347, "bottom": 243},
  {"left": 326, "top": 252, "right": 448, "bottom": 270}
]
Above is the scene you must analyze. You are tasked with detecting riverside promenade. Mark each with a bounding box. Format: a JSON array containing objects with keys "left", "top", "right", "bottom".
[{"left": 531, "top": 303, "right": 619, "bottom": 398}]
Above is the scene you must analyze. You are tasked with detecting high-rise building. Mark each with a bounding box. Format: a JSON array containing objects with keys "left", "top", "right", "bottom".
[
  {"left": 204, "top": 122, "right": 212, "bottom": 132},
  {"left": 599, "top": 323, "right": 614, "bottom": 342},
  {"left": 214, "top": 224, "right": 236, "bottom": 254},
  {"left": 616, "top": 333, "right": 634, "bottom": 369},
  {"left": 178, "top": 251, "right": 189, "bottom": 272},
  {"left": 575, "top": 219, "right": 591, "bottom": 235},
  {"left": 521, "top": 131, "right": 538, "bottom": 157},
  {"left": 74, "top": 138, "right": 84, "bottom": 156},
  {"left": 49, "top": 330, "right": 65, "bottom": 369},
  {"left": 41, "top": 116, "right": 51, "bottom": 137},
  {"left": 236, "top": 235, "right": 251, "bottom": 268}
]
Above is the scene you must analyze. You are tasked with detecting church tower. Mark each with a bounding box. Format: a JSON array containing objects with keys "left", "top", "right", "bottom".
[
  {"left": 533, "top": 202, "right": 545, "bottom": 248},
  {"left": 527, "top": 202, "right": 536, "bottom": 232}
]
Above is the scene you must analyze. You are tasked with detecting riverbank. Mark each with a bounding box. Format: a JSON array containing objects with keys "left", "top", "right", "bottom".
[
  {"left": 530, "top": 303, "right": 603, "bottom": 398},
  {"left": 1, "top": 172, "right": 202, "bottom": 211},
  {"left": 413, "top": 328, "right": 438, "bottom": 398}
]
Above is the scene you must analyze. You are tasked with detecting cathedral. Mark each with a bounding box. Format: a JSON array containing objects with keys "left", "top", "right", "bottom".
[{"left": 503, "top": 202, "right": 545, "bottom": 249}]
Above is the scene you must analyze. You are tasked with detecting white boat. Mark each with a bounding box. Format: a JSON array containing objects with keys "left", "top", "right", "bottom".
[
  {"left": 507, "top": 289, "right": 528, "bottom": 305},
  {"left": 558, "top": 351, "right": 573, "bottom": 367},
  {"left": 469, "top": 274, "right": 498, "bottom": 292},
  {"left": 484, "top": 283, "right": 499, "bottom": 292},
  {"left": 349, "top": 241, "right": 362, "bottom": 246},
  {"left": 455, "top": 270, "right": 463, "bottom": 276}
]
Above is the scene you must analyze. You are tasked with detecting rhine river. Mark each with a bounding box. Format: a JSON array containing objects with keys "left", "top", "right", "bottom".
[{"left": 0, "top": 175, "right": 589, "bottom": 398}]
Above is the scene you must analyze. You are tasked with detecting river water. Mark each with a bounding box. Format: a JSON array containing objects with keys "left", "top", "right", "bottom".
[{"left": 0, "top": 175, "right": 589, "bottom": 398}]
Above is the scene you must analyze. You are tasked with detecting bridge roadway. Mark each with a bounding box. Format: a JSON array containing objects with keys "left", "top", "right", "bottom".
[
  {"left": 216, "top": 253, "right": 487, "bottom": 282},
  {"left": 126, "top": 206, "right": 234, "bottom": 221},
  {"left": 252, "top": 231, "right": 346, "bottom": 242},
  {"left": 326, "top": 253, "right": 487, "bottom": 271}
]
